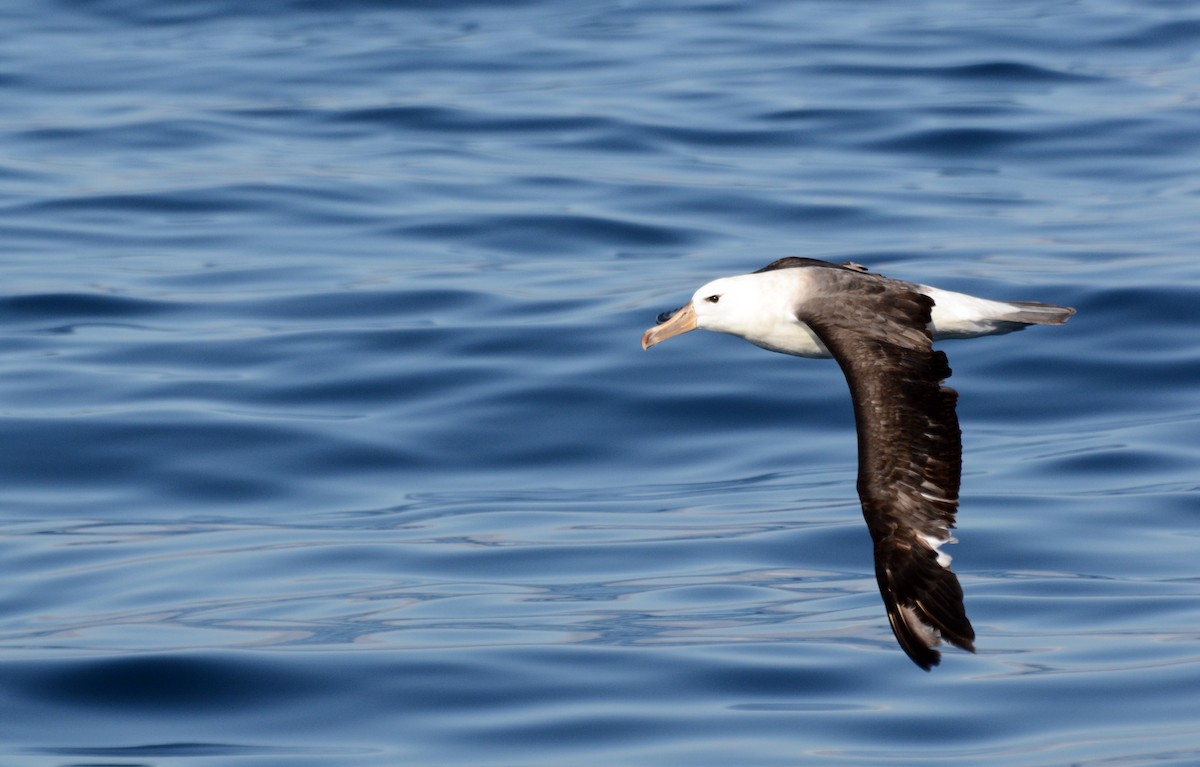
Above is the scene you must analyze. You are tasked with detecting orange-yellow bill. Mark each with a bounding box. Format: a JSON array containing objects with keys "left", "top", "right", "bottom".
[{"left": 641, "top": 302, "right": 697, "bottom": 350}]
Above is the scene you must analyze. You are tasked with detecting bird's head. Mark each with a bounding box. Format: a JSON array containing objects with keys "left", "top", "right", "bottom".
[{"left": 641, "top": 274, "right": 782, "bottom": 350}]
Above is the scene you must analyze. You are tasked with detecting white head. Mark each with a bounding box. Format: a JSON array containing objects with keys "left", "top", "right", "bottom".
[{"left": 641, "top": 271, "right": 808, "bottom": 351}]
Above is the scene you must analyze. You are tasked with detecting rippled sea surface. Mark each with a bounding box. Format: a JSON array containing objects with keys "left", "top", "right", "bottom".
[{"left": 3, "top": 1, "right": 1199, "bottom": 764}]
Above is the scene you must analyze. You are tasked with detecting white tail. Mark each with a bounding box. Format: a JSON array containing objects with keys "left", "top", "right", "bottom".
[{"left": 922, "top": 286, "right": 1076, "bottom": 340}]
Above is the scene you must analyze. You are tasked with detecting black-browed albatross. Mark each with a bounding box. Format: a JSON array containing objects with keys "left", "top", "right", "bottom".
[{"left": 641, "top": 257, "right": 1075, "bottom": 669}]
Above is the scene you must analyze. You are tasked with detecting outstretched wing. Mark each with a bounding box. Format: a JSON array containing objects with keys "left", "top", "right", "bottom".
[{"left": 797, "top": 267, "right": 975, "bottom": 670}]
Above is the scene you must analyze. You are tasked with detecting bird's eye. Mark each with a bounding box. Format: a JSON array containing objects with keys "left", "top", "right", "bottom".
[{"left": 705, "top": 294, "right": 721, "bottom": 304}]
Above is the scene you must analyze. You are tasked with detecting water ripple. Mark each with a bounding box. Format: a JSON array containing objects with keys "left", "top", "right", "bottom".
[{"left": 2, "top": 0, "right": 1198, "bottom": 765}]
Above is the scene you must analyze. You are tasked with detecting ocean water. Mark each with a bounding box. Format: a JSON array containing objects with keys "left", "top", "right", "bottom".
[{"left": 2, "top": 0, "right": 1199, "bottom": 764}]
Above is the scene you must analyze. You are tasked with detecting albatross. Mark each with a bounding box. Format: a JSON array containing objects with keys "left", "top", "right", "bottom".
[{"left": 641, "top": 257, "right": 1075, "bottom": 669}]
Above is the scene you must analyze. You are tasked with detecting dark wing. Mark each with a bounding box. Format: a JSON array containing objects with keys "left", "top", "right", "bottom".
[{"left": 797, "top": 268, "right": 975, "bottom": 670}]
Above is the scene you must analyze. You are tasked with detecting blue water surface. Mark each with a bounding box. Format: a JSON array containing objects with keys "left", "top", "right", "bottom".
[{"left": 2, "top": 0, "right": 1199, "bottom": 764}]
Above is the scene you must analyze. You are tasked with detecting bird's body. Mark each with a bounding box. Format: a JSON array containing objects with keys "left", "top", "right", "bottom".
[
  {"left": 642, "top": 257, "right": 1074, "bottom": 669},
  {"left": 650, "top": 257, "right": 1071, "bottom": 358}
]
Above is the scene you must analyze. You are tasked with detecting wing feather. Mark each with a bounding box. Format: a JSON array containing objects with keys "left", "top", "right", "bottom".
[{"left": 797, "top": 268, "right": 975, "bottom": 670}]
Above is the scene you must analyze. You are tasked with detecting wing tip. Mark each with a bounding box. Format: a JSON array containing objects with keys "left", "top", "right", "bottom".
[
  {"left": 1004, "top": 300, "right": 1077, "bottom": 326},
  {"left": 887, "top": 600, "right": 977, "bottom": 671},
  {"left": 877, "top": 543, "right": 976, "bottom": 670}
]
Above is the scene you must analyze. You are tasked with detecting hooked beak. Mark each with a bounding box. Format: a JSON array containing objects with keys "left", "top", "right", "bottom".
[{"left": 641, "top": 302, "right": 698, "bottom": 350}]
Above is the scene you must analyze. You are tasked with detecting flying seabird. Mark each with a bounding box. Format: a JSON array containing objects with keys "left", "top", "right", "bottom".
[{"left": 641, "top": 257, "right": 1075, "bottom": 669}]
